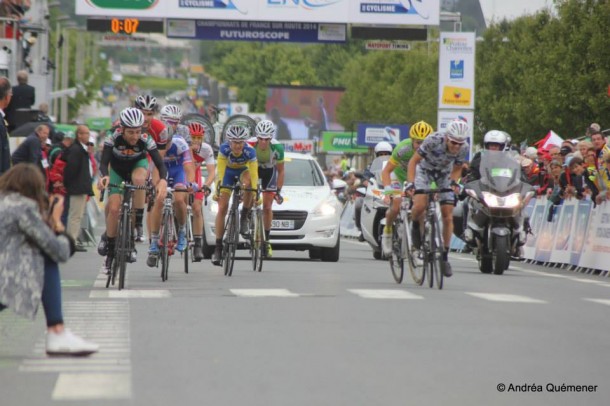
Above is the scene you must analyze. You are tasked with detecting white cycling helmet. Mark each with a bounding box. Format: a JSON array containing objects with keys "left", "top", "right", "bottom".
[
  {"left": 135, "top": 94, "right": 157, "bottom": 111},
  {"left": 483, "top": 130, "right": 507, "bottom": 150},
  {"left": 160, "top": 104, "right": 182, "bottom": 122},
  {"left": 374, "top": 141, "right": 393, "bottom": 156},
  {"left": 446, "top": 120, "right": 469, "bottom": 143},
  {"left": 226, "top": 125, "right": 250, "bottom": 140},
  {"left": 119, "top": 107, "right": 144, "bottom": 128},
  {"left": 255, "top": 120, "right": 276, "bottom": 139}
]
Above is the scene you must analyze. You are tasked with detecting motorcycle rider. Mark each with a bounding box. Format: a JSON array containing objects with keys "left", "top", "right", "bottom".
[
  {"left": 354, "top": 141, "right": 393, "bottom": 240},
  {"left": 381, "top": 121, "right": 434, "bottom": 257}
]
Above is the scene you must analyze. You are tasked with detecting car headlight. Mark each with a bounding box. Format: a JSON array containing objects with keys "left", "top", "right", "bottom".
[
  {"left": 482, "top": 192, "right": 521, "bottom": 208},
  {"left": 312, "top": 198, "right": 337, "bottom": 217}
]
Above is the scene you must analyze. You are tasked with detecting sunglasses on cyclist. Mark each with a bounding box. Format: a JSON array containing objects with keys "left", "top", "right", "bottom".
[{"left": 448, "top": 139, "right": 465, "bottom": 146}]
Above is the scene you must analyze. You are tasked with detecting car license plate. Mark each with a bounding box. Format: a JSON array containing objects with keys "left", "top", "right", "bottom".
[{"left": 272, "top": 219, "right": 294, "bottom": 230}]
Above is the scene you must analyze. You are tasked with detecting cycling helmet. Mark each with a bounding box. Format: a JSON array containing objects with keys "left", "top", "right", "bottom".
[
  {"left": 483, "top": 130, "right": 507, "bottom": 150},
  {"left": 226, "top": 125, "right": 250, "bottom": 141},
  {"left": 134, "top": 94, "right": 157, "bottom": 111},
  {"left": 188, "top": 122, "right": 205, "bottom": 137},
  {"left": 374, "top": 141, "right": 393, "bottom": 156},
  {"left": 255, "top": 120, "right": 276, "bottom": 139},
  {"left": 446, "top": 119, "right": 469, "bottom": 143},
  {"left": 119, "top": 107, "right": 144, "bottom": 128},
  {"left": 409, "top": 121, "right": 433, "bottom": 141},
  {"left": 160, "top": 104, "right": 182, "bottom": 122}
]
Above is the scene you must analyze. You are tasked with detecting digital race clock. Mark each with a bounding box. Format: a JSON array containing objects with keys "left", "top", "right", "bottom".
[{"left": 86, "top": 18, "right": 164, "bottom": 35}]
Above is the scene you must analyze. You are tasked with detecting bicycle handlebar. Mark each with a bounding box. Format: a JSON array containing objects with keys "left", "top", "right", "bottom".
[
  {"left": 100, "top": 182, "right": 150, "bottom": 202},
  {"left": 413, "top": 188, "right": 454, "bottom": 195}
]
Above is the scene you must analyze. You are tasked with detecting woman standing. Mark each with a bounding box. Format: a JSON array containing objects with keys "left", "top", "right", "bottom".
[{"left": 0, "top": 163, "right": 98, "bottom": 356}]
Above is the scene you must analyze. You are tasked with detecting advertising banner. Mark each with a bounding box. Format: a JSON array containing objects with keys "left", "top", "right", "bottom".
[
  {"left": 534, "top": 201, "right": 560, "bottom": 263},
  {"left": 570, "top": 200, "right": 592, "bottom": 266},
  {"left": 549, "top": 200, "right": 577, "bottom": 264},
  {"left": 322, "top": 132, "right": 368, "bottom": 153},
  {"left": 167, "top": 19, "right": 346, "bottom": 44},
  {"left": 356, "top": 124, "right": 409, "bottom": 147},
  {"left": 576, "top": 202, "right": 610, "bottom": 270},
  {"left": 438, "top": 32, "right": 476, "bottom": 110},
  {"left": 77, "top": 1, "right": 440, "bottom": 26},
  {"left": 436, "top": 110, "right": 474, "bottom": 158},
  {"left": 279, "top": 140, "right": 315, "bottom": 154}
]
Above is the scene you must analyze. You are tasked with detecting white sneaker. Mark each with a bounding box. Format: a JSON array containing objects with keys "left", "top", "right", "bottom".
[
  {"left": 46, "top": 329, "right": 99, "bottom": 356},
  {"left": 381, "top": 231, "right": 393, "bottom": 256}
]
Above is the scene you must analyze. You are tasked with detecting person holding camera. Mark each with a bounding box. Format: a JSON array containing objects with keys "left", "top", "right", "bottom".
[{"left": 0, "top": 163, "right": 98, "bottom": 356}]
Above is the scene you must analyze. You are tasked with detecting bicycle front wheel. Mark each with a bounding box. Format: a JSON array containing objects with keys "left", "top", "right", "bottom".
[
  {"left": 117, "top": 209, "right": 131, "bottom": 290},
  {"left": 389, "top": 222, "right": 404, "bottom": 284},
  {"left": 430, "top": 216, "right": 444, "bottom": 290},
  {"left": 223, "top": 210, "right": 237, "bottom": 276},
  {"left": 405, "top": 215, "right": 424, "bottom": 286},
  {"left": 160, "top": 211, "right": 171, "bottom": 282},
  {"left": 252, "top": 210, "right": 264, "bottom": 272}
]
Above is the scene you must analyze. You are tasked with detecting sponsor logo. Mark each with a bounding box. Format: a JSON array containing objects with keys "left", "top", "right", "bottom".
[
  {"left": 450, "top": 60, "right": 464, "bottom": 79},
  {"left": 178, "top": 0, "right": 248, "bottom": 14},
  {"left": 359, "top": 0, "right": 433, "bottom": 19},
  {"left": 267, "top": 0, "right": 343, "bottom": 10},
  {"left": 86, "top": 0, "right": 159, "bottom": 9},
  {"left": 441, "top": 86, "right": 472, "bottom": 106},
  {"left": 365, "top": 127, "right": 401, "bottom": 144},
  {"left": 442, "top": 37, "right": 474, "bottom": 54}
]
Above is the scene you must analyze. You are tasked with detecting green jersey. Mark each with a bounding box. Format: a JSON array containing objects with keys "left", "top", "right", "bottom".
[
  {"left": 389, "top": 138, "right": 416, "bottom": 182},
  {"left": 248, "top": 138, "right": 285, "bottom": 169}
]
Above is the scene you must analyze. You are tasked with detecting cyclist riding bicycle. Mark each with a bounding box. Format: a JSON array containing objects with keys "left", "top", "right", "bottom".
[
  {"left": 188, "top": 122, "right": 216, "bottom": 262},
  {"left": 403, "top": 119, "right": 469, "bottom": 277},
  {"left": 159, "top": 104, "right": 192, "bottom": 146},
  {"left": 381, "top": 121, "right": 434, "bottom": 257},
  {"left": 97, "top": 108, "right": 168, "bottom": 273},
  {"left": 247, "top": 119, "right": 285, "bottom": 258},
  {"left": 211, "top": 125, "right": 259, "bottom": 266}
]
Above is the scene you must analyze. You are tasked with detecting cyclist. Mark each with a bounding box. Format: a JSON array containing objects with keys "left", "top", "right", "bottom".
[
  {"left": 404, "top": 119, "right": 469, "bottom": 277},
  {"left": 381, "top": 121, "right": 434, "bottom": 257},
  {"left": 247, "top": 120, "right": 285, "bottom": 258},
  {"left": 159, "top": 104, "right": 192, "bottom": 146},
  {"left": 97, "top": 108, "right": 168, "bottom": 273},
  {"left": 146, "top": 130, "right": 196, "bottom": 267},
  {"left": 211, "top": 125, "right": 258, "bottom": 266},
  {"left": 188, "top": 122, "right": 215, "bottom": 262}
]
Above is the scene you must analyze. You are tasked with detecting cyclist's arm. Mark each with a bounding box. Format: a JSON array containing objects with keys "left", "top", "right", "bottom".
[
  {"left": 149, "top": 149, "right": 167, "bottom": 181},
  {"left": 99, "top": 145, "right": 113, "bottom": 177},
  {"left": 205, "top": 163, "right": 216, "bottom": 188},
  {"left": 381, "top": 159, "right": 397, "bottom": 187},
  {"left": 276, "top": 162, "right": 285, "bottom": 191},
  {"left": 216, "top": 155, "right": 227, "bottom": 187},
  {"left": 407, "top": 152, "right": 423, "bottom": 184},
  {"left": 248, "top": 159, "right": 259, "bottom": 189},
  {"left": 450, "top": 164, "right": 462, "bottom": 183}
]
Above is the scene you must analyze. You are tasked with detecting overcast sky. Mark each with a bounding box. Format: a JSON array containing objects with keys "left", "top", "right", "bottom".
[{"left": 478, "top": 0, "right": 554, "bottom": 21}]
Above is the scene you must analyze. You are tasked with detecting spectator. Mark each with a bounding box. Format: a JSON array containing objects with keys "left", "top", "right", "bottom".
[
  {"left": 4, "top": 70, "right": 35, "bottom": 131},
  {"left": 269, "top": 108, "right": 291, "bottom": 141},
  {"left": 590, "top": 130, "right": 606, "bottom": 169},
  {"left": 577, "top": 140, "right": 593, "bottom": 159},
  {"left": 49, "top": 130, "right": 74, "bottom": 167},
  {"left": 0, "top": 164, "right": 98, "bottom": 356},
  {"left": 37, "top": 102, "right": 53, "bottom": 122},
  {"left": 11, "top": 124, "right": 50, "bottom": 172},
  {"left": 586, "top": 123, "right": 601, "bottom": 137},
  {"left": 0, "top": 76, "right": 11, "bottom": 175},
  {"left": 63, "top": 125, "right": 94, "bottom": 248},
  {"left": 559, "top": 157, "right": 598, "bottom": 203},
  {"left": 548, "top": 145, "right": 562, "bottom": 164}
]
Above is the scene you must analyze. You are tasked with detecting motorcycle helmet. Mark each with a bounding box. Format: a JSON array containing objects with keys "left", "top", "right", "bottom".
[
  {"left": 374, "top": 141, "right": 393, "bottom": 157},
  {"left": 483, "top": 130, "right": 507, "bottom": 150}
]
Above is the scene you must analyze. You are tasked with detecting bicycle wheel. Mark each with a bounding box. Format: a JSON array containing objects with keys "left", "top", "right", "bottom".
[
  {"left": 388, "top": 221, "right": 404, "bottom": 284},
  {"left": 422, "top": 222, "right": 434, "bottom": 288},
  {"left": 223, "top": 209, "right": 237, "bottom": 276},
  {"left": 105, "top": 256, "right": 113, "bottom": 288},
  {"left": 430, "top": 216, "right": 444, "bottom": 290},
  {"left": 117, "top": 209, "right": 131, "bottom": 290},
  {"left": 405, "top": 214, "right": 425, "bottom": 286},
  {"left": 252, "top": 210, "right": 264, "bottom": 272},
  {"left": 160, "top": 211, "right": 171, "bottom": 282},
  {"left": 183, "top": 211, "right": 192, "bottom": 274}
]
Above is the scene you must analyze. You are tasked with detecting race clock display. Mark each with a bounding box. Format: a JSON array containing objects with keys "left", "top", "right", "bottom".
[{"left": 86, "top": 18, "right": 164, "bottom": 35}]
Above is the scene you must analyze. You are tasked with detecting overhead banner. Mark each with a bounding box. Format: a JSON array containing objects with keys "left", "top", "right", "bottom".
[
  {"left": 438, "top": 32, "right": 476, "bottom": 110},
  {"left": 77, "top": 1, "right": 440, "bottom": 25},
  {"left": 322, "top": 132, "right": 368, "bottom": 153},
  {"left": 356, "top": 123, "right": 409, "bottom": 147},
  {"left": 167, "top": 20, "right": 346, "bottom": 43},
  {"left": 279, "top": 140, "right": 315, "bottom": 154},
  {"left": 437, "top": 110, "right": 474, "bottom": 158}
]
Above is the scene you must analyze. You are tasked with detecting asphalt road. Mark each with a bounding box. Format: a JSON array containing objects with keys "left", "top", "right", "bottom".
[{"left": 1, "top": 238, "right": 608, "bottom": 405}]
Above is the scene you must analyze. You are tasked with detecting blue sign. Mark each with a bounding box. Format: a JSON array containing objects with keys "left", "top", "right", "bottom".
[
  {"left": 168, "top": 20, "right": 346, "bottom": 44},
  {"left": 356, "top": 123, "right": 410, "bottom": 147},
  {"left": 450, "top": 60, "right": 464, "bottom": 79}
]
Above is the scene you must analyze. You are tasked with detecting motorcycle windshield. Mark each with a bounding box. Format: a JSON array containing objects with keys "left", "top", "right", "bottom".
[
  {"left": 369, "top": 156, "right": 390, "bottom": 186},
  {"left": 479, "top": 150, "right": 522, "bottom": 193}
]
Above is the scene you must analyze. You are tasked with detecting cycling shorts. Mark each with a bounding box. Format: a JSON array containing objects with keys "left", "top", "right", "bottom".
[
  {"left": 220, "top": 166, "right": 248, "bottom": 194},
  {"left": 414, "top": 166, "right": 454, "bottom": 205},
  {"left": 259, "top": 167, "right": 278, "bottom": 192},
  {"left": 167, "top": 163, "right": 187, "bottom": 188},
  {"left": 108, "top": 158, "right": 149, "bottom": 196}
]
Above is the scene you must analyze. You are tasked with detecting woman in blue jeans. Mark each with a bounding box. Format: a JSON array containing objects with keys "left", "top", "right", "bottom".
[{"left": 0, "top": 163, "right": 98, "bottom": 356}]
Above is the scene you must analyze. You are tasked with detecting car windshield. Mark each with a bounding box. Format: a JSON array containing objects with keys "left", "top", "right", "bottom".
[{"left": 283, "top": 158, "right": 325, "bottom": 187}]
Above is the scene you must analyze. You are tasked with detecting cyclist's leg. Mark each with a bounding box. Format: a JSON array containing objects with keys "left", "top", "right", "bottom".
[
  {"left": 192, "top": 168, "right": 205, "bottom": 260},
  {"left": 382, "top": 170, "right": 402, "bottom": 254},
  {"left": 147, "top": 164, "right": 166, "bottom": 263},
  {"left": 213, "top": 168, "right": 238, "bottom": 264},
  {"left": 103, "top": 166, "right": 129, "bottom": 265},
  {"left": 239, "top": 168, "right": 253, "bottom": 235},
  {"left": 438, "top": 182, "right": 456, "bottom": 277},
  {"left": 171, "top": 165, "right": 189, "bottom": 251},
  {"left": 260, "top": 167, "right": 276, "bottom": 256}
]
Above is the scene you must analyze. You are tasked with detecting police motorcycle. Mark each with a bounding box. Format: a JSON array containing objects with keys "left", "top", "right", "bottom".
[
  {"left": 360, "top": 155, "right": 391, "bottom": 260},
  {"left": 460, "top": 150, "right": 534, "bottom": 274}
]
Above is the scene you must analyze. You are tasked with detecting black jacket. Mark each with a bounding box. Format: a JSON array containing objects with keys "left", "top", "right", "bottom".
[
  {"left": 11, "top": 133, "right": 42, "bottom": 167},
  {"left": 0, "top": 113, "right": 9, "bottom": 175},
  {"left": 5, "top": 83, "right": 35, "bottom": 129},
  {"left": 62, "top": 143, "right": 93, "bottom": 196}
]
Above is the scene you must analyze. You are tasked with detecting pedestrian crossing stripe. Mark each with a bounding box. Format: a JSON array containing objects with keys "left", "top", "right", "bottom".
[
  {"left": 583, "top": 298, "right": 610, "bottom": 306},
  {"left": 348, "top": 289, "right": 424, "bottom": 300},
  {"left": 89, "top": 290, "right": 171, "bottom": 299},
  {"left": 230, "top": 289, "right": 299, "bottom": 298},
  {"left": 465, "top": 292, "right": 547, "bottom": 303}
]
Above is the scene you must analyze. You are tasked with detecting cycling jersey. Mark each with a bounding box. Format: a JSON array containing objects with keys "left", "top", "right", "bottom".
[
  {"left": 164, "top": 136, "right": 192, "bottom": 167},
  {"left": 193, "top": 142, "right": 215, "bottom": 166},
  {"left": 161, "top": 123, "right": 192, "bottom": 147},
  {"left": 389, "top": 138, "right": 416, "bottom": 182},
  {"left": 417, "top": 133, "right": 468, "bottom": 175},
  {"left": 247, "top": 138, "right": 285, "bottom": 169},
  {"left": 144, "top": 118, "right": 168, "bottom": 150},
  {"left": 217, "top": 141, "right": 258, "bottom": 190}
]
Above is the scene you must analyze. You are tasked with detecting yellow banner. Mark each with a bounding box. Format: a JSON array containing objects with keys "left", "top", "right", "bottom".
[{"left": 441, "top": 86, "right": 472, "bottom": 107}]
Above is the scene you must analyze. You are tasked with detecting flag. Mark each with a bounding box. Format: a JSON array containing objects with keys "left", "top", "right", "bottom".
[{"left": 534, "top": 130, "right": 563, "bottom": 150}]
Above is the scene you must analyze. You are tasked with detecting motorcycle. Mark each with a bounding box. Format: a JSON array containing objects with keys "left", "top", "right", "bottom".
[
  {"left": 360, "top": 156, "right": 391, "bottom": 260},
  {"left": 460, "top": 150, "right": 534, "bottom": 274}
]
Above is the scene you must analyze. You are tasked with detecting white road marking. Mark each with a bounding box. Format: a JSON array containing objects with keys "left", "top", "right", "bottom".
[
  {"left": 52, "top": 373, "right": 131, "bottom": 400},
  {"left": 89, "top": 290, "right": 171, "bottom": 299},
  {"left": 348, "top": 289, "right": 424, "bottom": 300},
  {"left": 230, "top": 289, "right": 300, "bottom": 298},
  {"left": 465, "top": 292, "right": 547, "bottom": 303},
  {"left": 583, "top": 299, "right": 610, "bottom": 306}
]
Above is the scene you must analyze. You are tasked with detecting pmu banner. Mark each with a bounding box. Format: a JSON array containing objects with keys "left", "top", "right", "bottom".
[
  {"left": 167, "top": 19, "right": 346, "bottom": 43},
  {"left": 356, "top": 123, "right": 410, "bottom": 147},
  {"left": 438, "top": 32, "right": 476, "bottom": 110}
]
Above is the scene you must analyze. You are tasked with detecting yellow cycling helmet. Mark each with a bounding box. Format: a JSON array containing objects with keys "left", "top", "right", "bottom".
[{"left": 409, "top": 121, "right": 433, "bottom": 140}]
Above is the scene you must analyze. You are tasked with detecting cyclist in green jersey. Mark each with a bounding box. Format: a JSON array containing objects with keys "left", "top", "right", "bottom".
[
  {"left": 247, "top": 120, "right": 285, "bottom": 257},
  {"left": 380, "top": 121, "right": 434, "bottom": 257}
]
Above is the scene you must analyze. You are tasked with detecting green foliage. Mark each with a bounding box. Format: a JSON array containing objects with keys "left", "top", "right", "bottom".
[{"left": 120, "top": 75, "right": 187, "bottom": 92}]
